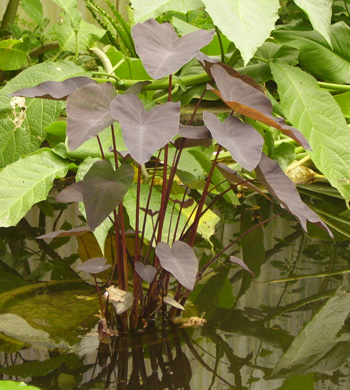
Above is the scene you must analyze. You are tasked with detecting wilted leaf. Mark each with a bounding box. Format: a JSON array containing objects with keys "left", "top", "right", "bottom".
[
  {"left": 77, "top": 257, "right": 111, "bottom": 274},
  {"left": 82, "top": 160, "right": 134, "bottom": 230},
  {"left": 209, "top": 65, "right": 311, "bottom": 150},
  {"left": 37, "top": 226, "right": 90, "bottom": 239},
  {"left": 203, "top": 111, "right": 264, "bottom": 171},
  {"left": 155, "top": 241, "right": 198, "bottom": 290},
  {"left": 163, "top": 296, "right": 185, "bottom": 310},
  {"left": 67, "top": 82, "right": 117, "bottom": 150},
  {"left": 132, "top": 18, "right": 214, "bottom": 79},
  {"left": 111, "top": 94, "right": 180, "bottom": 164},
  {"left": 106, "top": 285, "right": 134, "bottom": 315},
  {"left": 230, "top": 256, "right": 255, "bottom": 276},
  {"left": 10, "top": 77, "right": 96, "bottom": 100},
  {"left": 134, "top": 262, "right": 157, "bottom": 282}
]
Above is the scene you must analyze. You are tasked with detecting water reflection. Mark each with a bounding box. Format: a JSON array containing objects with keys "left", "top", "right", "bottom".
[{"left": 0, "top": 220, "right": 350, "bottom": 389}]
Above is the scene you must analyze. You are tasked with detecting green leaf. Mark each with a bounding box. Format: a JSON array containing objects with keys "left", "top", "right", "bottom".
[
  {"left": 272, "top": 275, "right": 350, "bottom": 375},
  {"left": 273, "top": 22, "right": 350, "bottom": 84},
  {"left": 294, "top": 0, "right": 332, "bottom": 46},
  {"left": 202, "top": 0, "right": 280, "bottom": 65},
  {"left": 0, "top": 381, "right": 42, "bottom": 390},
  {"left": 271, "top": 62, "right": 350, "bottom": 202},
  {"left": 334, "top": 91, "right": 350, "bottom": 119},
  {"left": 130, "top": 0, "right": 205, "bottom": 23},
  {"left": 21, "top": 0, "right": 44, "bottom": 26},
  {"left": 51, "top": 0, "right": 82, "bottom": 31},
  {"left": 0, "top": 150, "right": 70, "bottom": 227},
  {"left": 0, "top": 40, "right": 29, "bottom": 71}
]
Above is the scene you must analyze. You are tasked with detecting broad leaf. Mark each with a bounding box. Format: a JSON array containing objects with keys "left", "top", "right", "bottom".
[
  {"left": 130, "top": 0, "right": 204, "bottom": 23},
  {"left": 37, "top": 226, "right": 90, "bottom": 239},
  {"left": 56, "top": 181, "right": 83, "bottom": 203},
  {"left": 77, "top": 257, "right": 111, "bottom": 274},
  {"left": 131, "top": 18, "right": 214, "bottom": 79},
  {"left": 0, "top": 381, "right": 41, "bottom": 390},
  {"left": 21, "top": 0, "right": 44, "bottom": 26},
  {"left": 209, "top": 65, "right": 311, "bottom": 150},
  {"left": 135, "top": 262, "right": 157, "bottom": 283},
  {"left": 0, "top": 150, "right": 69, "bottom": 227},
  {"left": 0, "top": 39, "right": 29, "bottom": 71},
  {"left": 271, "top": 62, "right": 350, "bottom": 202},
  {"left": 273, "top": 22, "right": 350, "bottom": 84},
  {"left": 155, "top": 241, "right": 198, "bottom": 290},
  {"left": 10, "top": 77, "right": 96, "bottom": 100},
  {"left": 203, "top": 112, "right": 263, "bottom": 171},
  {"left": 111, "top": 94, "right": 180, "bottom": 164},
  {"left": 82, "top": 160, "right": 134, "bottom": 230},
  {"left": 51, "top": 0, "right": 82, "bottom": 30},
  {"left": 294, "top": 0, "right": 332, "bottom": 46},
  {"left": 202, "top": 0, "right": 280, "bottom": 65},
  {"left": 67, "top": 82, "right": 117, "bottom": 151},
  {"left": 255, "top": 153, "right": 332, "bottom": 236}
]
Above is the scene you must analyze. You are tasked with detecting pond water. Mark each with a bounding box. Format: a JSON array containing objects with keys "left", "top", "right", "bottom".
[{"left": 0, "top": 218, "right": 350, "bottom": 389}]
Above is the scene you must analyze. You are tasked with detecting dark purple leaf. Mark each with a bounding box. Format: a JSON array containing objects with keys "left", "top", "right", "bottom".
[
  {"left": 178, "top": 124, "right": 212, "bottom": 139},
  {"left": 55, "top": 181, "right": 83, "bottom": 203},
  {"left": 111, "top": 94, "right": 180, "bottom": 164},
  {"left": 216, "top": 163, "right": 271, "bottom": 200},
  {"left": 204, "top": 112, "right": 264, "bottom": 171},
  {"left": 124, "top": 81, "right": 152, "bottom": 95},
  {"left": 209, "top": 65, "right": 311, "bottom": 150},
  {"left": 37, "top": 226, "right": 90, "bottom": 239},
  {"left": 77, "top": 257, "right": 111, "bottom": 274},
  {"left": 229, "top": 256, "right": 255, "bottom": 277},
  {"left": 9, "top": 77, "right": 96, "bottom": 100},
  {"left": 155, "top": 241, "right": 198, "bottom": 290},
  {"left": 134, "top": 262, "right": 157, "bottom": 283},
  {"left": 169, "top": 197, "right": 194, "bottom": 208},
  {"left": 255, "top": 153, "right": 333, "bottom": 236},
  {"left": 82, "top": 160, "right": 134, "bottom": 230},
  {"left": 174, "top": 137, "right": 212, "bottom": 148},
  {"left": 140, "top": 207, "right": 159, "bottom": 217},
  {"left": 67, "top": 82, "right": 117, "bottom": 150},
  {"left": 132, "top": 18, "right": 214, "bottom": 79}
]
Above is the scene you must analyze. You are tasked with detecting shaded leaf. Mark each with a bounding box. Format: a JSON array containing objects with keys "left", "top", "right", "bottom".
[
  {"left": 131, "top": 18, "right": 214, "bottom": 79},
  {"left": 67, "top": 82, "right": 117, "bottom": 151},
  {"left": 111, "top": 94, "right": 180, "bottom": 164},
  {"left": 55, "top": 181, "right": 83, "bottom": 203},
  {"left": 82, "top": 160, "right": 134, "bottom": 230},
  {"left": 155, "top": 241, "right": 198, "bottom": 290},
  {"left": 163, "top": 296, "right": 185, "bottom": 310},
  {"left": 230, "top": 256, "right": 255, "bottom": 277},
  {"left": 209, "top": 65, "right": 311, "bottom": 150},
  {"left": 106, "top": 285, "right": 134, "bottom": 315},
  {"left": 271, "top": 61, "right": 350, "bottom": 202},
  {"left": 77, "top": 257, "right": 111, "bottom": 274},
  {"left": 255, "top": 153, "right": 332, "bottom": 236},
  {"left": 37, "top": 227, "right": 90, "bottom": 239},
  {"left": 10, "top": 77, "right": 96, "bottom": 100},
  {"left": 134, "top": 262, "right": 157, "bottom": 283},
  {"left": 177, "top": 123, "right": 211, "bottom": 139},
  {"left": 203, "top": 111, "right": 264, "bottom": 171}
]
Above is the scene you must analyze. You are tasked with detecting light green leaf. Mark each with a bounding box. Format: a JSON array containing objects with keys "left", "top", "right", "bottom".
[
  {"left": 202, "top": 0, "right": 280, "bottom": 65},
  {"left": 273, "top": 275, "right": 350, "bottom": 375},
  {"left": 130, "top": 0, "right": 204, "bottom": 23},
  {"left": 271, "top": 62, "right": 350, "bottom": 202},
  {"left": 21, "top": 0, "right": 44, "bottom": 26},
  {"left": 51, "top": 0, "right": 82, "bottom": 30},
  {"left": 334, "top": 91, "right": 350, "bottom": 119},
  {"left": 0, "top": 40, "right": 29, "bottom": 71},
  {"left": 0, "top": 381, "right": 42, "bottom": 390},
  {"left": 273, "top": 22, "right": 350, "bottom": 83},
  {"left": 0, "top": 150, "right": 70, "bottom": 227},
  {"left": 294, "top": 0, "right": 332, "bottom": 46}
]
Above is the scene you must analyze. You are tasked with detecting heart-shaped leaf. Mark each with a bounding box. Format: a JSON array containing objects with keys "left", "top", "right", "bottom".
[
  {"left": 155, "top": 241, "right": 198, "bottom": 290},
  {"left": 77, "top": 257, "right": 111, "bottom": 274},
  {"left": 255, "top": 153, "right": 332, "bottom": 236},
  {"left": 82, "top": 160, "right": 134, "bottom": 230},
  {"left": 67, "top": 82, "right": 117, "bottom": 150},
  {"left": 204, "top": 112, "right": 264, "bottom": 171},
  {"left": 132, "top": 18, "right": 214, "bottom": 79},
  {"left": 134, "top": 262, "right": 157, "bottom": 283},
  {"left": 55, "top": 181, "right": 83, "bottom": 203},
  {"left": 209, "top": 65, "right": 311, "bottom": 150},
  {"left": 37, "top": 226, "right": 90, "bottom": 239},
  {"left": 9, "top": 77, "right": 96, "bottom": 100},
  {"left": 111, "top": 94, "right": 180, "bottom": 164}
]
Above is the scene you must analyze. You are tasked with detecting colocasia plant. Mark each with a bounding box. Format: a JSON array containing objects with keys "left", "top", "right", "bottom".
[{"left": 12, "top": 19, "right": 332, "bottom": 332}]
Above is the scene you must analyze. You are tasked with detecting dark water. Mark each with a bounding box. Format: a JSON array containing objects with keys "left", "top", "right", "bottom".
[{"left": 0, "top": 219, "right": 350, "bottom": 389}]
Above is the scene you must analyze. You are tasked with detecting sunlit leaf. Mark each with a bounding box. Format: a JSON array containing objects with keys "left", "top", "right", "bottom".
[
  {"left": 155, "top": 241, "right": 198, "bottom": 290},
  {"left": 203, "top": 112, "right": 264, "bottom": 171},
  {"left": 77, "top": 257, "right": 111, "bottom": 274},
  {"left": 111, "top": 94, "right": 180, "bottom": 164},
  {"left": 134, "top": 262, "right": 157, "bottom": 283},
  {"left": 0, "top": 39, "right": 29, "bottom": 71},
  {"left": 37, "top": 226, "right": 90, "bottom": 239},
  {"left": 0, "top": 381, "right": 41, "bottom": 390},
  {"left": 131, "top": 18, "right": 214, "bottom": 79},
  {"left": 163, "top": 296, "right": 185, "bottom": 310}
]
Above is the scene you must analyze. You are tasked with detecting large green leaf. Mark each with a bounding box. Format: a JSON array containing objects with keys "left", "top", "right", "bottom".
[
  {"left": 0, "top": 150, "right": 70, "bottom": 227},
  {"left": 130, "top": 0, "right": 204, "bottom": 23},
  {"left": 0, "top": 61, "right": 88, "bottom": 167},
  {"left": 51, "top": 0, "right": 82, "bottom": 30},
  {"left": 271, "top": 62, "right": 350, "bottom": 202},
  {"left": 0, "top": 40, "right": 29, "bottom": 71},
  {"left": 294, "top": 0, "right": 332, "bottom": 46},
  {"left": 0, "top": 381, "right": 41, "bottom": 390},
  {"left": 273, "top": 275, "right": 350, "bottom": 375},
  {"left": 202, "top": 0, "right": 280, "bottom": 65},
  {"left": 273, "top": 22, "right": 350, "bottom": 83}
]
